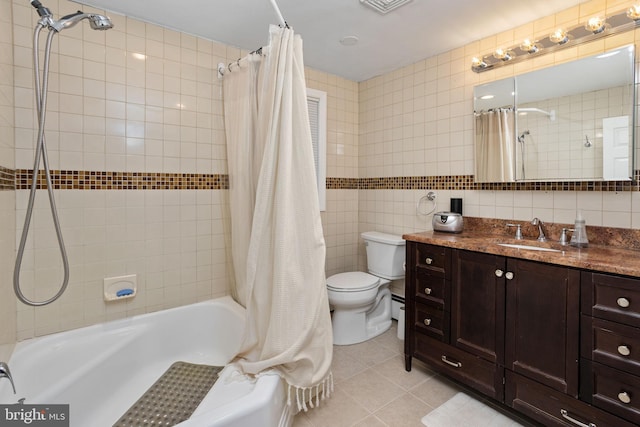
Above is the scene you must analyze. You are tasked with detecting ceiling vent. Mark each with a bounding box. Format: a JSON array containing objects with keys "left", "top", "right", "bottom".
[{"left": 359, "top": 0, "right": 413, "bottom": 14}]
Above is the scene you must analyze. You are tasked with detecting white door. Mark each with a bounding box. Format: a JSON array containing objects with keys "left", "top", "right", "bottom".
[{"left": 603, "top": 115, "right": 630, "bottom": 180}]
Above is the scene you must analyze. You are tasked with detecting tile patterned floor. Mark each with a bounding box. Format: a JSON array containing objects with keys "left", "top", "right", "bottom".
[{"left": 293, "top": 322, "right": 530, "bottom": 427}]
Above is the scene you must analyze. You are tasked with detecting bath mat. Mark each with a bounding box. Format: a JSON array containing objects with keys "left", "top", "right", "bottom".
[
  {"left": 421, "top": 392, "right": 525, "bottom": 427},
  {"left": 113, "top": 361, "right": 222, "bottom": 427}
]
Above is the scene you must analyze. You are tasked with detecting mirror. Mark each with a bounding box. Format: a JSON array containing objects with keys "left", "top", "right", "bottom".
[{"left": 473, "top": 44, "right": 635, "bottom": 183}]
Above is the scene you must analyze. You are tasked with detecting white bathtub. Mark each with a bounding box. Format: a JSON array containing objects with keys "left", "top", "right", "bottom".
[{"left": 0, "top": 296, "right": 293, "bottom": 427}]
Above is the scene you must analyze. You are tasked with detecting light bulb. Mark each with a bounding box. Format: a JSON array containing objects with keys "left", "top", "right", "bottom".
[
  {"left": 549, "top": 28, "right": 569, "bottom": 44},
  {"left": 585, "top": 16, "right": 606, "bottom": 34},
  {"left": 627, "top": 5, "right": 640, "bottom": 20},
  {"left": 471, "top": 57, "right": 487, "bottom": 68},
  {"left": 493, "top": 48, "right": 513, "bottom": 61},
  {"left": 520, "top": 39, "right": 538, "bottom": 54}
]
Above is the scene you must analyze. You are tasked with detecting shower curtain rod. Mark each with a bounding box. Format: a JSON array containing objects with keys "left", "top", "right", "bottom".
[
  {"left": 217, "top": 0, "right": 289, "bottom": 78},
  {"left": 217, "top": 47, "right": 264, "bottom": 78},
  {"left": 518, "top": 107, "right": 556, "bottom": 121},
  {"left": 269, "top": 0, "right": 288, "bottom": 28}
]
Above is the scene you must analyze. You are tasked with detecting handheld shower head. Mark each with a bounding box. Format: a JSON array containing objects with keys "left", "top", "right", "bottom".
[
  {"left": 517, "top": 130, "right": 530, "bottom": 143},
  {"left": 49, "top": 10, "right": 113, "bottom": 32}
]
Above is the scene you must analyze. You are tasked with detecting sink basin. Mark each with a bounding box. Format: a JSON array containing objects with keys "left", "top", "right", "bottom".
[{"left": 497, "top": 243, "right": 562, "bottom": 253}]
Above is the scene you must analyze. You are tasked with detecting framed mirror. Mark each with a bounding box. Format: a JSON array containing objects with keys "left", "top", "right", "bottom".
[{"left": 473, "top": 44, "right": 635, "bottom": 183}]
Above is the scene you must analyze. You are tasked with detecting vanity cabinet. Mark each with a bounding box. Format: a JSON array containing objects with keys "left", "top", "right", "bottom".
[{"left": 405, "top": 240, "right": 636, "bottom": 427}]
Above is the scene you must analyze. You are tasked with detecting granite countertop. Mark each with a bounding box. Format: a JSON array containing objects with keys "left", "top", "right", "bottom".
[{"left": 402, "top": 229, "right": 640, "bottom": 278}]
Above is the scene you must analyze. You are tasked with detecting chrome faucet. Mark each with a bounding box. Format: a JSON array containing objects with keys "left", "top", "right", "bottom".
[
  {"left": 506, "top": 223, "right": 523, "bottom": 240},
  {"left": 0, "top": 362, "right": 16, "bottom": 394},
  {"left": 531, "top": 217, "right": 547, "bottom": 242}
]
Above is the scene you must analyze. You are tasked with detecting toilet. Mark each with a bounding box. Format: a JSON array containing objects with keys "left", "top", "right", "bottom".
[{"left": 327, "top": 231, "right": 406, "bottom": 345}]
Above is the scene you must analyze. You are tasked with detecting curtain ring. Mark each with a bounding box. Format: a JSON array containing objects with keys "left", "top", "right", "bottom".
[{"left": 416, "top": 191, "right": 437, "bottom": 216}]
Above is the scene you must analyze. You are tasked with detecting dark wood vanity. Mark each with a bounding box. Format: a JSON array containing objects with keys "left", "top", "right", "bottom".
[{"left": 404, "top": 229, "right": 640, "bottom": 427}]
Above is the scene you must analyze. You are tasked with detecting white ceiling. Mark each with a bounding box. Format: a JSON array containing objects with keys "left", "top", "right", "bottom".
[{"left": 73, "top": 0, "right": 588, "bottom": 82}]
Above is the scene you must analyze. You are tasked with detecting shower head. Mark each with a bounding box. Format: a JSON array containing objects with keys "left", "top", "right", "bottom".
[
  {"left": 517, "top": 130, "right": 530, "bottom": 143},
  {"left": 50, "top": 10, "right": 113, "bottom": 32},
  {"left": 30, "top": 2, "right": 113, "bottom": 33}
]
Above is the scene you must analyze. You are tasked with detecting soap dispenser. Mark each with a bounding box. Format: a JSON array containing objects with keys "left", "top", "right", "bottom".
[{"left": 570, "top": 211, "right": 589, "bottom": 248}]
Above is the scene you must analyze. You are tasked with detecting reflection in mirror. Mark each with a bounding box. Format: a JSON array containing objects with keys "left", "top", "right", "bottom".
[
  {"left": 473, "top": 44, "right": 635, "bottom": 183},
  {"left": 474, "top": 79, "right": 515, "bottom": 182}
]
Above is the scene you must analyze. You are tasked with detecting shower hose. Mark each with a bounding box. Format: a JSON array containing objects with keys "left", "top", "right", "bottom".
[{"left": 13, "top": 23, "right": 70, "bottom": 306}]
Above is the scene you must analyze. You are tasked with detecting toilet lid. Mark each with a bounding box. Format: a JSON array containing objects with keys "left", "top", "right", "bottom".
[{"left": 327, "top": 272, "right": 379, "bottom": 292}]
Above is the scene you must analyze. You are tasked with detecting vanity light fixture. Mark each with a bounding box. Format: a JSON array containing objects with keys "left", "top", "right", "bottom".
[
  {"left": 520, "top": 39, "right": 538, "bottom": 54},
  {"left": 585, "top": 16, "right": 606, "bottom": 34},
  {"left": 471, "top": 5, "right": 640, "bottom": 73},
  {"left": 549, "top": 28, "right": 569, "bottom": 44}
]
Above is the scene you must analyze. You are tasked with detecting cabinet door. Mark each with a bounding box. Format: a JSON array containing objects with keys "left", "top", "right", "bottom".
[
  {"left": 451, "top": 250, "right": 505, "bottom": 365},
  {"left": 505, "top": 259, "right": 580, "bottom": 396}
]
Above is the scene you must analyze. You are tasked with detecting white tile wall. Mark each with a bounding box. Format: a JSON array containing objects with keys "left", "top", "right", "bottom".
[
  {"left": 6, "top": 0, "right": 360, "bottom": 339},
  {"left": 0, "top": 0, "right": 15, "bottom": 346},
  {"left": 8, "top": 0, "right": 245, "bottom": 339},
  {"left": 358, "top": 0, "right": 640, "bottom": 244},
  {"left": 6, "top": 0, "right": 640, "bottom": 342}
]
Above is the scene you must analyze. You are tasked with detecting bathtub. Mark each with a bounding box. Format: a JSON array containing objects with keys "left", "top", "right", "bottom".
[{"left": 0, "top": 296, "right": 293, "bottom": 427}]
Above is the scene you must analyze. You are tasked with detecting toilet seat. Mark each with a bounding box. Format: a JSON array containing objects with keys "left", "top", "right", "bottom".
[{"left": 327, "top": 272, "right": 379, "bottom": 292}]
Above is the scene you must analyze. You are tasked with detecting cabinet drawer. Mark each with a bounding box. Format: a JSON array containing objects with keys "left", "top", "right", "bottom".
[
  {"left": 582, "top": 316, "right": 640, "bottom": 376},
  {"left": 416, "top": 267, "right": 446, "bottom": 306},
  {"left": 414, "top": 302, "right": 446, "bottom": 341},
  {"left": 414, "top": 335, "right": 502, "bottom": 400},
  {"left": 506, "top": 371, "right": 635, "bottom": 427},
  {"left": 584, "top": 361, "right": 640, "bottom": 425},
  {"left": 583, "top": 273, "right": 640, "bottom": 327},
  {"left": 416, "top": 243, "right": 447, "bottom": 271}
]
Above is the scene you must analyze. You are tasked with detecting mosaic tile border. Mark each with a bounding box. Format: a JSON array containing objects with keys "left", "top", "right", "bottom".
[
  {"left": 1, "top": 168, "right": 639, "bottom": 191},
  {"left": 14, "top": 170, "right": 229, "bottom": 190},
  {"left": 356, "top": 173, "right": 640, "bottom": 192},
  {"left": 0, "top": 166, "right": 15, "bottom": 191}
]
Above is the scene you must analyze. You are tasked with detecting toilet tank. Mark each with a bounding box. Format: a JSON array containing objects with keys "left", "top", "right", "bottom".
[{"left": 362, "top": 231, "right": 406, "bottom": 280}]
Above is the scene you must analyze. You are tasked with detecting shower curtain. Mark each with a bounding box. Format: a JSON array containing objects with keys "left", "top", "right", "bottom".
[
  {"left": 222, "top": 25, "right": 333, "bottom": 412},
  {"left": 474, "top": 108, "right": 516, "bottom": 182}
]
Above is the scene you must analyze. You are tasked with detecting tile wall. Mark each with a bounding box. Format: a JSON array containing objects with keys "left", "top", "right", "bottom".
[
  {"left": 357, "top": 0, "right": 640, "bottom": 273},
  {"left": 6, "top": 0, "right": 359, "bottom": 341},
  {"left": 0, "top": 0, "right": 15, "bottom": 346},
  {"left": 6, "top": 0, "right": 640, "bottom": 343},
  {"left": 306, "top": 69, "right": 360, "bottom": 277}
]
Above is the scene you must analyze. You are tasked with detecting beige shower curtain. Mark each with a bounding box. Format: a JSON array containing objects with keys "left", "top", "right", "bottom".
[
  {"left": 474, "top": 108, "right": 516, "bottom": 182},
  {"left": 222, "top": 25, "right": 333, "bottom": 412}
]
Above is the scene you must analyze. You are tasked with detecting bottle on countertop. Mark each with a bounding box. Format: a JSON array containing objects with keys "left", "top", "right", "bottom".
[{"left": 570, "top": 211, "right": 589, "bottom": 248}]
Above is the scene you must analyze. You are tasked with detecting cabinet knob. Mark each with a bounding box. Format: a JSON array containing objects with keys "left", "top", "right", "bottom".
[
  {"left": 424, "top": 287, "right": 432, "bottom": 295},
  {"left": 425, "top": 257, "right": 433, "bottom": 265},
  {"left": 618, "top": 391, "right": 631, "bottom": 404},
  {"left": 495, "top": 269, "right": 504, "bottom": 278},
  {"left": 423, "top": 318, "right": 432, "bottom": 326},
  {"left": 617, "top": 297, "right": 630, "bottom": 308},
  {"left": 618, "top": 345, "right": 631, "bottom": 356},
  {"left": 505, "top": 271, "right": 514, "bottom": 280}
]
